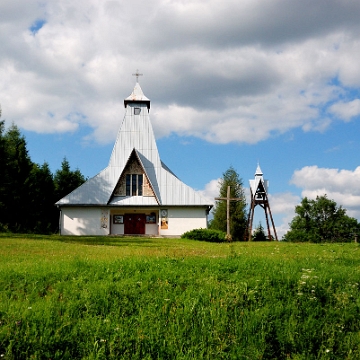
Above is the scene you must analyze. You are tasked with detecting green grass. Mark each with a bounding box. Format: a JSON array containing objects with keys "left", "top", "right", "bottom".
[{"left": 1, "top": 234, "right": 360, "bottom": 359}]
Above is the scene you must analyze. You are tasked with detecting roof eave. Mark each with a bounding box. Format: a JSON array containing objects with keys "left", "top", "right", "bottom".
[{"left": 124, "top": 99, "right": 150, "bottom": 110}]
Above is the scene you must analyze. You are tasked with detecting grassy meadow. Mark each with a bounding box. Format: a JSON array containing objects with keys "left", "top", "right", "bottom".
[{"left": 1, "top": 234, "right": 360, "bottom": 359}]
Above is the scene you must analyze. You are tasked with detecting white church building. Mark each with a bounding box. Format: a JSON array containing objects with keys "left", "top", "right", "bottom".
[{"left": 56, "top": 80, "right": 213, "bottom": 236}]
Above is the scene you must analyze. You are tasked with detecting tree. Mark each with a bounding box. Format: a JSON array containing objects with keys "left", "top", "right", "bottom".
[
  {"left": 0, "top": 121, "right": 7, "bottom": 230},
  {"left": 0, "top": 119, "right": 87, "bottom": 233},
  {"left": 210, "top": 166, "right": 247, "bottom": 241},
  {"left": 252, "top": 222, "right": 268, "bottom": 241},
  {"left": 1, "top": 123, "right": 33, "bottom": 232},
  {"left": 28, "top": 162, "right": 58, "bottom": 233},
  {"left": 284, "top": 195, "right": 360, "bottom": 242},
  {"left": 54, "top": 158, "right": 86, "bottom": 202}
]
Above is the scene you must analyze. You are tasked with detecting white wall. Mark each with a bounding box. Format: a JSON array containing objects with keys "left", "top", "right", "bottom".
[
  {"left": 159, "top": 207, "right": 208, "bottom": 236},
  {"left": 60, "top": 207, "right": 109, "bottom": 236},
  {"left": 60, "top": 206, "right": 208, "bottom": 236}
]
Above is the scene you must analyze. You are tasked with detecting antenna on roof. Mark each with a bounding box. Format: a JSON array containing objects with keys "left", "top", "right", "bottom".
[{"left": 132, "top": 69, "right": 143, "bottom": 82}]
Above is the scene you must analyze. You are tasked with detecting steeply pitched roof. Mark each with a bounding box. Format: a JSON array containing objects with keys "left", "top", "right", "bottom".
[
  {"left": 255, "top": 163, "right": 263, "bottom": 176},
  {"left": 249, "top": 163, "right": 269, "bottom": 196},
  {"left": 56, "top": 82, "right": 212, "bottom": 207},
  {"left": 124, "top": 82, "right": 150, "bottom": 110}
]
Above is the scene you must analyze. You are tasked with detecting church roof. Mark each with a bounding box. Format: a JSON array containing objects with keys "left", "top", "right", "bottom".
[
  {"left": 249, "top": 163, "right": 269, "bottom": 195},
  {"left": 56, "top": 82, "right": 212, "bottom": 208},
  {"left": 255, "top": 163, "right": 263, "bottom": 176},
  {"left": 124, "top": 82, "right": 150, "bottom": 110}
]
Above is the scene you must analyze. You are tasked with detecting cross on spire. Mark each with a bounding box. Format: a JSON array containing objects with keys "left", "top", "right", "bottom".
[{"left": 132, "top": 69, "right": 143, "bottom": 82}]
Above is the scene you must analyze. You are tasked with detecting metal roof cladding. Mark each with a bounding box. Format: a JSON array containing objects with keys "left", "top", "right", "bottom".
[
  {"left": 56, "top": 81, "right": 213, "bottom": 208},
  {"left": 249, "top": 163, "right": 269, "bottom": 196},
  {"left": 124, "top": 82, "right": 150, "bottom": 110}
]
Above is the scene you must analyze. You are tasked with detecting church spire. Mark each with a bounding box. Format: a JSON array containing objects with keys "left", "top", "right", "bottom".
[
  {"left": 124, "top": 71, "right": 150, "bottom": 110},
  {"left": 255, "top": 162, "right": 263, "bottom": 177}
]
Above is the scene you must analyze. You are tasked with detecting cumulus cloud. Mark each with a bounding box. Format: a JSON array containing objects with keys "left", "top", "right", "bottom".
[
  {"left": 290, "top": 166, "right": 360, "bottom": 219},
  {"left": 197, "top": 178, "right": 220, "bottom": 205},
  {"left": 269, "top": 192, "right": 300, "bottom": 215},
  {"left": 268, "top": 192, "right": 300, "bottom": 239},
  {"left": 329, "top": 99, "right": 360, "bottom": 121},
  {"left": 1, "top": 0, "right": 360, "bottom": 144}
]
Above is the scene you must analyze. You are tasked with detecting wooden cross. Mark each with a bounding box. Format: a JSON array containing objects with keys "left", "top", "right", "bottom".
[
  {"left": 215, "top": 186, "right": 243, "bottom": 240},
  {"left": 132, "top": 69, "right": 143, "bottom": 82}
]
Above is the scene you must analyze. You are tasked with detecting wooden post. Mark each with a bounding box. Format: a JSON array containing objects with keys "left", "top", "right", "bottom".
[
  {"left": 226, "top": 185, "right": 230, "bottom": 237},
  {"left": 215, "top": 185, "right": 243, "bottom": 241}
]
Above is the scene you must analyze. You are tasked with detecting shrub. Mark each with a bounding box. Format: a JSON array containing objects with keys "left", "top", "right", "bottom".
[{"left": 181, "top": 228, "right": 227, "bottom": 242}]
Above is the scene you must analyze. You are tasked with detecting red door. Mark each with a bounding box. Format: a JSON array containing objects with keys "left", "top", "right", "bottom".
[{"left": 124, "top": 214, "right": 146, "bottom": 234}]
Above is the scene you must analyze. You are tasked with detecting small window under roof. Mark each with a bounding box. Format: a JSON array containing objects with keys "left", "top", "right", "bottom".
[{"left": 134, "top": 107, "right": 141, "bottom": 115}]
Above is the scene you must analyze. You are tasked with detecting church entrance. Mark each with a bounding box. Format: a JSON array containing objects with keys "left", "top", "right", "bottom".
[{"left": 124, "top": 214, "right": 146, "bottom": 234}]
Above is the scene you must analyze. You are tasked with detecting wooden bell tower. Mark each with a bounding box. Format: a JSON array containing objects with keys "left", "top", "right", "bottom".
[{"left": 246, "top": 164, "right": 278, "bottom": 241}]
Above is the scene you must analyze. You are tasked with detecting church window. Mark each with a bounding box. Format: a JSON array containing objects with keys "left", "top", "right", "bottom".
[
  {"left": 126, "top": 175, "right": 131, "bottom": 195},
  {"left": 132, "top": 174, "right": 137, "bottom": 195},
  {"left": 134, "top": 107, "right": 141, "bottom": 115},
  {"left": 138, "top": 175, "right": 143, "bottom": 196},
  {"left": 126, "top": 174, "right": 143, "bottom": 196}
]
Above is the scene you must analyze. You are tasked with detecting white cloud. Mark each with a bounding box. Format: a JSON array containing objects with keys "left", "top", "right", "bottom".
[
  {"left": 269, "top": 192, "right": 300, "bottom": 215},
  {"left": 1, "top": 0, "right": 360, "bottom": 145},
  {"left": 197, "top": 178, "right": 220, "bottom": 205},
  {"left": 268, "top": 192, "right": 300, "bottom": 239},
  {"left": 290, "top": 166, "right": 360, "bottom": 220},
  {"left": 329, "top": 99, "right": 360, "bottom": 121}
]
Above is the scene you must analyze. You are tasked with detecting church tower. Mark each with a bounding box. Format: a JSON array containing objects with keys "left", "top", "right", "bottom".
[
  {"left": 56, "top": 73, "right": 212, "bottom": 236},
  {"left": 246, "top": 164, "right": 278, "bottom": 241}
]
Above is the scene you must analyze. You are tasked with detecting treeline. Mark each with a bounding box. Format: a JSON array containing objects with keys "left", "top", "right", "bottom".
[{"left": 0, "top": 121, "right": 86, "bottom": 234}]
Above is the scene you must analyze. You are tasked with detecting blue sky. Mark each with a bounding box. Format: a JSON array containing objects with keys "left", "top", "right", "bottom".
[{"left": 1, "top": 0, "right": 360, "bottom": 237}]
